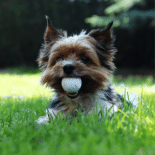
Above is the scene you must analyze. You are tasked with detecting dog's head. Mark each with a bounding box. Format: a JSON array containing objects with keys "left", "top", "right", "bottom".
[{"left": 37, "top": 16, "right": 116, "bottom": 99}]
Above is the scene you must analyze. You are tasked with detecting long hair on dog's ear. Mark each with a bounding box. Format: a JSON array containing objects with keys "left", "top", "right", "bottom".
[
  {"left": 88, "top": 21, "right": 117, "bottom": 71},
  {"left": 44, "top": 16, "right": 64, "bottom": 44},
  {"left": 37, "top": 16, "right": 64, "bottom": 69}
]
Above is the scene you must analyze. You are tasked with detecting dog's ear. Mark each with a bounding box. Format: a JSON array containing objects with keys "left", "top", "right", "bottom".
[
  {"left": 44, "top": 16, "right": 63, "bottom": 44},
  {"left": 38, "top": 16, "right": 64, "bottom": 69},
  {"left": 88, "top": 21, "right": 114, "bottom": 48},
  {"left": 88, "top": 21, "right": 116, "bottom": 71}
]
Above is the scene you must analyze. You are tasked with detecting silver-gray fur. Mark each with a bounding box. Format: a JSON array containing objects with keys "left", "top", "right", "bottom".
[{"left": 37, "top": 83, "right": 130, "bottom": 124}]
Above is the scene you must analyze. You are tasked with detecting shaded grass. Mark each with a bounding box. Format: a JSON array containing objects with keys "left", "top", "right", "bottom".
[
  {"left": 0, "top": 66, "right": 40, "bottom": 74},
  {"left": 0, "top": 70, "right": 155, "bottom": 155}
]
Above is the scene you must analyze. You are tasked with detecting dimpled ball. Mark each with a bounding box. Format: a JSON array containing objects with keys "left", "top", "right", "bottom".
[{"left": 61, "top": 78, "right": 82, "bottom": 93}]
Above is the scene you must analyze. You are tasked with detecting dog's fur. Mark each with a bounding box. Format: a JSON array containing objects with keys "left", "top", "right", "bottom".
[{"left": 37, "top": 16, "right": 129, "bottom": 124}]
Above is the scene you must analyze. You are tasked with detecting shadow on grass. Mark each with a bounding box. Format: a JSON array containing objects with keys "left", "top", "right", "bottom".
[{"left": 0, "top": 66, "right": 40, "bottom": 75}]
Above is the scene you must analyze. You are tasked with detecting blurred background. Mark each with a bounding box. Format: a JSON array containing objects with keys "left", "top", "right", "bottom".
[{"left": 0, "top": 0, "right": 154, "bottom": 76}]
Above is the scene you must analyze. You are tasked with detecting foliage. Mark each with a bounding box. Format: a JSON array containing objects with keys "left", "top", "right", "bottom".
[
  {"left": 86, "top": 0, "right": 155, "bottom": 28},
  {"left": 86, "top": 10, "right": 155, "bottom": 29},
  {"left": 105, "top": 0, "right": 141, "bottom": 15},
  {"left": 86, "top": 0, "right": 154, "bottom": 68}
]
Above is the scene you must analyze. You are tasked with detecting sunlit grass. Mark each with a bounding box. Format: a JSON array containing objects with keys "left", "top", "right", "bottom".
[
  {"left": 0, "top": 71, "right": 154, "bottom": 155},
  {"left": 0, "top": 73, "right": 154, "bottom": 97},
  {"left": 0, "top": 73, "right": 52, "bottom": 98}
]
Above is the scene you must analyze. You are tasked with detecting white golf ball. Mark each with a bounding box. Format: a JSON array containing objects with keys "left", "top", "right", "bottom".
[{"left": 61, "top": 78, "right": 82, "bottom": 93}]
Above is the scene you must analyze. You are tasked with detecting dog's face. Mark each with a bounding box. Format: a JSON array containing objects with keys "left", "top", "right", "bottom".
[{"left": 38, "top": 16, "right": 116, "bottom": 99}]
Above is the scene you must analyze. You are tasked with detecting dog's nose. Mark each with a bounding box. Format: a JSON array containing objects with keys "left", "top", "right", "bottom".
[{"left": 63, "top": 64, "right": 75, "bottom": 75}]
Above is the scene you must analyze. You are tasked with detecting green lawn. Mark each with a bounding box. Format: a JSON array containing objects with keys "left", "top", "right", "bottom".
[{"left": 0, "top": 69, "right": 154, "bottom": 155}]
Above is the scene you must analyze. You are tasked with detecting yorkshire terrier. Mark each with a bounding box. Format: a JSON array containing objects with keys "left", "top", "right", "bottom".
[{"left": 37, "top": 16, "right": 130, "bottom": 124}]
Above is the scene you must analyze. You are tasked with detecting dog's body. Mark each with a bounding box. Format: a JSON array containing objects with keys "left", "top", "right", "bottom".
[{"left": 37, "top": 16, "right": 129, "bottom": 124}]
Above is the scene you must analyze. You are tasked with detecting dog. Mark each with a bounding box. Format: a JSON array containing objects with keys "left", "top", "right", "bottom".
[{"left": 37, "top": 16, "right": 130, "bottom": 124}]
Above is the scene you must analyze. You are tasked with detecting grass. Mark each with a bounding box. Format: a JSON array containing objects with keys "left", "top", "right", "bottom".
[{"left": 0, "top": 68, "right": 155, "bottom": 155}]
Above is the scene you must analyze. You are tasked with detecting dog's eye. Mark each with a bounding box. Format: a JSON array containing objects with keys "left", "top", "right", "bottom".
[
  {"left": 56, "top": 57, "right": 64, "bottom": 62},
  {"left": 81, "top": 56, "right": 89, "bottom": 64}
]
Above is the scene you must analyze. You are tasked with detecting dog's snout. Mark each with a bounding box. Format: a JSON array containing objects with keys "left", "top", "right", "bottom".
[{"left": 63, "top": 64, "right": 75, "bottom": 75}]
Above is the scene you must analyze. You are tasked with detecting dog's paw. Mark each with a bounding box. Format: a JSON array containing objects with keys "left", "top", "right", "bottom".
[{"left": 36, "top": 116, "right": 49, "bottom": 124}]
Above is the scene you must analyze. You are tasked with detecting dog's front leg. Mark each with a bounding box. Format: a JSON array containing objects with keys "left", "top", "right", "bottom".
[
  {"left": 36, "top": 108, "right": 59, "bottom": 124},
  {"left": 36, "top": 93, "right": 61, "bottom": 124}
]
